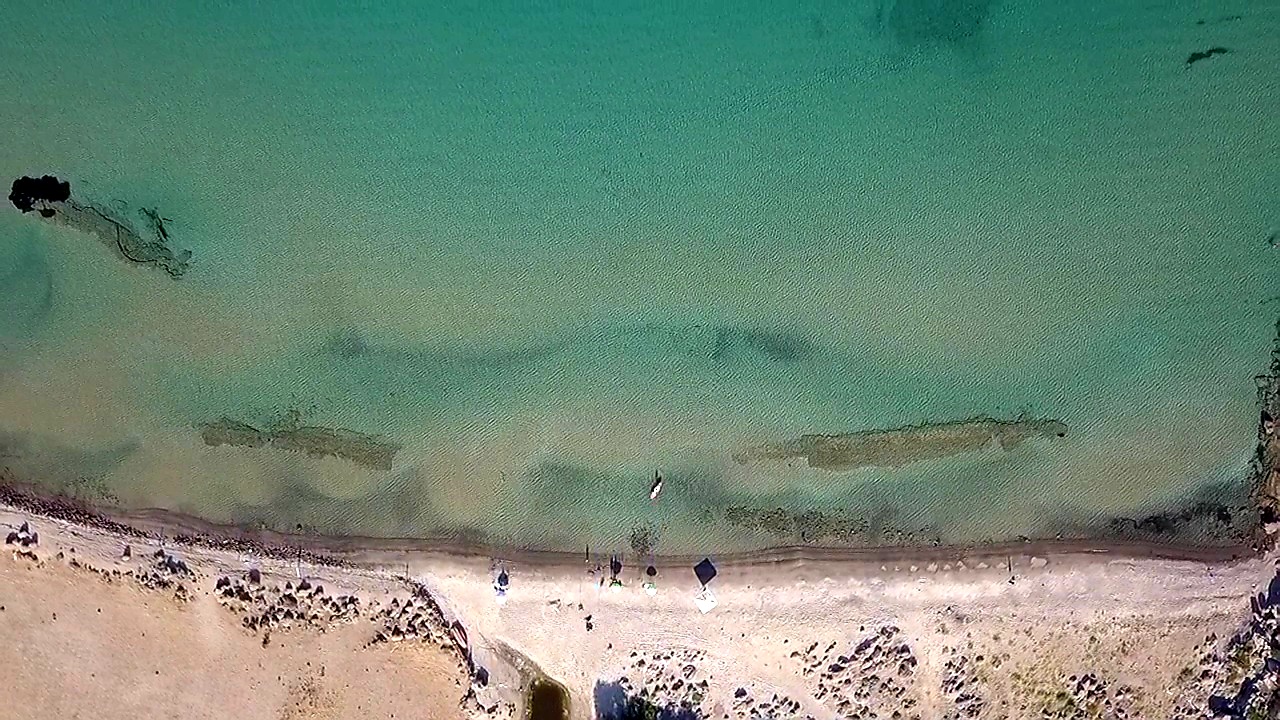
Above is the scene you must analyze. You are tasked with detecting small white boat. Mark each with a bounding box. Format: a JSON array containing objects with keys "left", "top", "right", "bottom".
[{"left": 649, "top": 470, "right": 663, "bottom": 501}]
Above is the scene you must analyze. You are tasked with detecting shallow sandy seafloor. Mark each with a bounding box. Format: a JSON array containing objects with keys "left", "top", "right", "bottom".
[{"left": 5, "top": 504, "right": 1280, "bottom": 719}]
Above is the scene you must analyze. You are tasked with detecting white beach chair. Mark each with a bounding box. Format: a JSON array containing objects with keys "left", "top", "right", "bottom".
[{"left": 693, "top": 587, "right": 717, "bottom": 614}]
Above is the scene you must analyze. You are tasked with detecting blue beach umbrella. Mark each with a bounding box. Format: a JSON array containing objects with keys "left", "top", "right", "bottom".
[{"left": 693, "top": 558, "right": 717, "bottom": 587}]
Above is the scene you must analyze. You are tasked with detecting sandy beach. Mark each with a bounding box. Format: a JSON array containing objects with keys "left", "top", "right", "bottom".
[
  {"left": 0, "top": 509, "right": 472, "bottom": 720},
  {"left": 4, "top": 487, "right": 1280, "bottom": 720}
]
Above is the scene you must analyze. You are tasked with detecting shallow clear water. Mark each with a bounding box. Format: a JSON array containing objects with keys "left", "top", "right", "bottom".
[{"left": 0, "top": 0, "right": 1277, "bottom": 551}]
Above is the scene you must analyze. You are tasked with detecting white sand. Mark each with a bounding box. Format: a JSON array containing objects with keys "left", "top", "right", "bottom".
[{"left": 418, "top": 548, "right": 1273, "bottom": 718}]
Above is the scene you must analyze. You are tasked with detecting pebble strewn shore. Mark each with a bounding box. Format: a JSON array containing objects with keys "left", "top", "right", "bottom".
[
  {"left": 617, "top": 648, "right": 713, "bottom": 716},
  {"left": 798, "top": 624, "right": 920, "bottom": 719}
]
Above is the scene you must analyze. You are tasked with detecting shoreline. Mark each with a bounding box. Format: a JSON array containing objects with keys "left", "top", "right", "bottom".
[
  {"left": 5, "top": 439, "right": 1279, "bottom": 720},
  {"left": 0, "top": 478, "right": 1259, "bottom": 571},
  {"left": 1, "top": 318, "right": 1272, "bottom": 577}
]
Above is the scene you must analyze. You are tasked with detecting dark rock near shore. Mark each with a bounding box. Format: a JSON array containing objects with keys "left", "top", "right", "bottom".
[
  {"left": 4, "top": 520, "right": 39, "bottom": 547},
  {"left": 8, "top": 175, "right": 70, "bottom": 214}
]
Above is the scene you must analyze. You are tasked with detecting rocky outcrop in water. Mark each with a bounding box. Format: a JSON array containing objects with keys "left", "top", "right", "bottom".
[
  {"left": 199, "top": 415, "right": 400, "bottom": 471},
  {"left": 7, "top": 174, "right": 191, "bottom": 278},
  {"left": 713, "top": 505, "right": 942, "bottom": 546},
  {"left": 734, "top": 415, "right": 1068, "bottom": 471}
]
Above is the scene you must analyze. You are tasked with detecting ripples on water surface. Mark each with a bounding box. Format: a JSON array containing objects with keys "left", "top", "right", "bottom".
[{"left": 0, "top": 0, "right": 1277, "bottom": 551}]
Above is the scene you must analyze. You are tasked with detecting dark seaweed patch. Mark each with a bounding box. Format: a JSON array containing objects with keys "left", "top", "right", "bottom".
[
  {"left": 1100, "top": 481, "right": 1255, "bottom": 546},
  {"left": 709, "top": 327, "right": 812, "bottom": 364},
  {"left": 874, "top": 0, "right": 994, "bottom": 45},
  {"left": 1195, "top": 15, "right": 1242, "bottom": 26},
  {"left": 325, "top": 327, "right": 370, "bottom": 359},
  {"left": 1185, "top": 47, "right": 1231, "bottom": 68}
]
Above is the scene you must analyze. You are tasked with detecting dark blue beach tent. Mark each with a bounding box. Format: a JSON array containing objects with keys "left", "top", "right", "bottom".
[{"left": 693, "top": 558, "right": 717, "bottom": 587}]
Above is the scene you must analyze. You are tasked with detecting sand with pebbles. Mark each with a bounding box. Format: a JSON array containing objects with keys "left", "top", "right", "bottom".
[
  {"left": 0, "top": 514, "right": 470, "bottom": 720},
  {"left": 7, "top": 498, "right": 1280, "bottom": 719}
]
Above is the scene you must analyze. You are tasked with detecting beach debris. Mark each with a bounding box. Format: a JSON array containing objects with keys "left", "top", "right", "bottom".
[
  {"left": 940, "top": 646, "right": 984, "bottom": 718},
  {"left": 131, "top": 549, "right": 196, "bottom": 599},
  {"left": 1168, "top": 569, "right": 1280, "bottom": 719},
  {"left": 12, "top": 548, "right": 39, "bottom": 563},
  {"left": 727, "top": 686, "right": 811, "bottom": 720},
  {"left": 1039, "top": 672, "right": 1135, "bottom": 719},
  {"left": 153, "top": 548, "right": 193, "bottom": 577},
  {"left": 5, "top": 521, "right": 38, "bottom": 548},
  {"left": 0, "top": 484, "right": 349, "bottom": 572},
  {"left": 462, "top": 662, "right": 513, "bottom": 720},
  {"left": 216, "top": 570, "right": 362, "bottom": 634}
]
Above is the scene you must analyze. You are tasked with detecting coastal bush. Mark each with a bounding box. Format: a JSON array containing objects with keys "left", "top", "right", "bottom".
[{"left": 616, "top": 696, "right": 659, "bottom": 720}]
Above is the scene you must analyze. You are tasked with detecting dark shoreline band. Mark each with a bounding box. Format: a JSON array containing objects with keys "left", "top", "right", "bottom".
[{"left": 0, "top": 480, "right": 1256, "bottom": 572}]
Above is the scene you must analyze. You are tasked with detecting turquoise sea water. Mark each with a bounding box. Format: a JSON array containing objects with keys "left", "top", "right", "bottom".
[{"left": 0, "top": 0, "right": 1277, "bottom": 551}]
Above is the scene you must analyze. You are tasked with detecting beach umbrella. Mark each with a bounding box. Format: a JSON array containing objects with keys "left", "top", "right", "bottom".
[
  {"left": 643, "top": 565, "right": 658, "bottom": 595},
  {"left": 494, "top": 569, "right": 509, "bottom": 605},
  {"left": 693, "top": 558, "right": 717, "bottom": 587}
]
